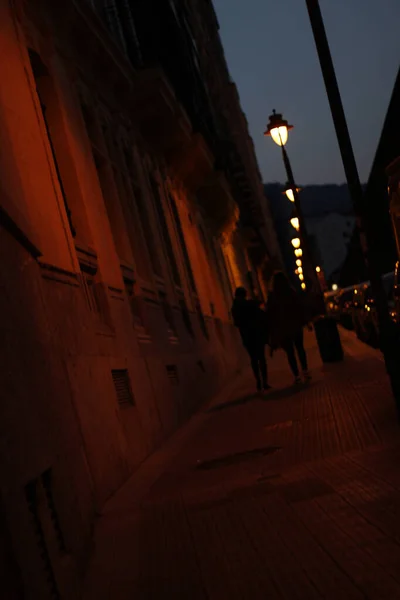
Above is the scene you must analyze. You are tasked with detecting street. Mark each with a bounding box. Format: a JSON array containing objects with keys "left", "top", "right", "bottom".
[{"left": 83, "top": 328, "right": 400, "bottom": 599}]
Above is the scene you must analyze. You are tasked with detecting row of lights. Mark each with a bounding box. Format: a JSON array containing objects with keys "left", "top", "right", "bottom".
[
  {"left": 290, "top": 236, "right": 306, "bottom": 289},
  {"left": 265, "top": 112, "right": 315, "bottom": 293},
  {"left": 283, "top": 172, "right": 303, "bottom": 288},
  {"left": 291, "top": 234, "right": 323, "bottom": 290}
]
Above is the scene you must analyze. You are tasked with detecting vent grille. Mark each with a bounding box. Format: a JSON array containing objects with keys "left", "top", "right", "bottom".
[
  {"left": 112, "top": 369, "right": 135, "bottom": 407},
  {"left": 166, "top": 365, "right": 179, "bottom": 385}
]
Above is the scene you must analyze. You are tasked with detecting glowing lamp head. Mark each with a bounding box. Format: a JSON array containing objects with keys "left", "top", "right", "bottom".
[
  {"left": 290, "top": 217, "right": 300, "bottom": 231},
  {"left": 316, "top": 266, "right": 321, "bottom": 273},
  {"left": 294, "top": 248, "right": 303, "bottom": 257},
  {"left": 264, "top": 110, "right": 293, "bottom": 147},
  {"left": 286, "top": 188, "right": 295, "bottom": 202},
  {"left": 291, "top": 237, "right": 301, "bottom": 249},
  {"left": 299, "top": 273, "right": 304, "bottom": 281},
  {"left": 270, "top": 126, "right": 288, "bottom": 147},
  {"left": 298, "top": 266, "right": 303, "bottom": 274},
  {"left": 283, "top": 185, "right": 301, "bottom": 202},
  {"left": 332, "top": 283, "right": 338, "bottom": 292},
  {"left": 296, "top": 259, "right": 302, "bottom": 267},
  {"left": 301, "top": 282, "right": 306, "bottom": 290}
]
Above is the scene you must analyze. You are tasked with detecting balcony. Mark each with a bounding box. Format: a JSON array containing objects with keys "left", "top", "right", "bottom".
[
  {"left": 197, "top": 173, "right": 239, "bottom": 234},
  {"left": 131, "top": 68, "right": 217, "bottom": 188},
  {"left": 168, "top": 133, "right": 214, "bottom": 189},
  {"left": 131, "top": 67, "right": 192, "bottom": 154}
]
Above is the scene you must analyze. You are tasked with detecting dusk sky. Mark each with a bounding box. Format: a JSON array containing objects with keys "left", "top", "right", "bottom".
[{"left": 213, "top": 0, "right": 400, "bottom": 185}]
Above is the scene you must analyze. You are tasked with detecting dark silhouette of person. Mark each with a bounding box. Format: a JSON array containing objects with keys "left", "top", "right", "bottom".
[
  {"left": 232, "top": 287, "right": 270, "bottom": 392},
  {"left": 267, "top": 271, "right": 311, "bottom": 384}
]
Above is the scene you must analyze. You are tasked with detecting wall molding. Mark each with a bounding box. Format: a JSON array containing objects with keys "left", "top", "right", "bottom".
[{"left": 39, "top": 260, "right": 79, "bottom": 287}]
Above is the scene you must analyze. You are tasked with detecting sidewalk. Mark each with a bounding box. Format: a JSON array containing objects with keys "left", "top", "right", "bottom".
[{"left": 83, "top": 329, "right": 400, "bottom": 599}]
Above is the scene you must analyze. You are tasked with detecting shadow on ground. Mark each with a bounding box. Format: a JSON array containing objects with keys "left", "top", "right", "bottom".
[
  {"left": 207, "top": 383, "right": 310, "bottom": 413},
  {"left": 195, "top": 445, "right": 282, "bottom": 470}
]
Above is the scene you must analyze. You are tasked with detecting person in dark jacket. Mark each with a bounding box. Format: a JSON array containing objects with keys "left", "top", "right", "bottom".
[
  {"left": 231, "top": 287, "right": 270, "bottom": 392},
  {"left": 267, "top": 271, "right": 311, "bottom": 384}
]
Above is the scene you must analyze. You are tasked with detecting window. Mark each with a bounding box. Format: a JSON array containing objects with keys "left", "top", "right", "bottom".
[
  {"left": 122, "top": 149, "right": 162, "bottom": 278},
  {"left": 102, "top": 1, "right": 127, "bottom": 51},
  {"left": 197, "top": 360, "right": 206, "bottom": 373},
  {"left": 81, "top": 271, "right": 102, "bottom": 315},
  {"left": 111, "top": 369, "right": 135, "bottom": 407},
  {"left": 201, "top": 223, "right": 231, "bottom": 305},
  {"left": 148, "top": 174, "right": 181, "bottom": 286},
  {"left": 166, "top": 364, "right": 179, "bottom": 385},
  {"left": 79, "top": 259, "right": 110, "bottom": 326},
  {"left": 196, "top": 301, "right": 209, "bottom": 339},
  {"left": 80, "top": 102, "right": 100, "bottom": 150},
  {"left": 159, "top": 291, "right": 178, "bottom": 340},
  {"left": 169, "top": 193, "right": 197, "bottom": 292},
  {"left": 29, "top": 50, "right": 76, "bottom": 239},
  {"left": 41, "top": 470, "right": 66, "bottom": 554},
  {"left": 211, "top": 238, "right": 233, "bottom": 311},
  {"left": 25, "top": 469, "right": 65, "bottom": 599},
  {"left": 90, "top": 122, "right": 133, "bottom": 265},
  {"left": 179, "top": 295, "right": 194, "bottom": 337},
  {"left": 124, "top": 279, "right": 151, "bottom": 341},
  {"left": 88, "top": 0, "right": 141, "bottom": 65},
  {"left": 215, "top": 318, "right": 225, "bottom": 346}
]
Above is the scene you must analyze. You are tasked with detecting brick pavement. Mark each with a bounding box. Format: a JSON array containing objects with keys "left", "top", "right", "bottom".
[{"left": 83, "top": 329, "right": 400, "bottom": 600}]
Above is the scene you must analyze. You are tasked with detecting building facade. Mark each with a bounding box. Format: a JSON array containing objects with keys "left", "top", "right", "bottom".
[{"left": 0, "top": 0, "right": 280, "bottom": 596}]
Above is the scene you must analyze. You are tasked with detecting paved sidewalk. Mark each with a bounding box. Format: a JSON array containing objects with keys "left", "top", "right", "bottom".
[{"left": 83, "top": 329, "right": 400, "bottom": 599}]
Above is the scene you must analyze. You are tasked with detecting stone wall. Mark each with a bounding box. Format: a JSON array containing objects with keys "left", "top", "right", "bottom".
[{"left": 0, "top": 1, "right": 263, "bottom": 597}]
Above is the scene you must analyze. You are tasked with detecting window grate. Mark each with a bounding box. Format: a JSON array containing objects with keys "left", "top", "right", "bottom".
[
  {"left": 42, "top": 470, "right": 66, "bottom": 554},
  {"left": 179, "top": 298, "right": 194, "bottom": 337},
  {"left": 112, "top": 369, "right": 135, "bottom": 407},
  {"left": 25, "top": 479, "right": 60, "bottom": 599},
  {"left": 82, "top": 275, "right": 102, "bottom": 315},
  {"left": 166, "top": 365, "right": 179, "bottom": 385},
  {"left": 196, "top": 303, "right": 209, "bottom": 339},
  {"left": 215, "top": 318, "right": 225, "bottom": 347},
  {"left": 159, "top": 292, "right": 177, "bottom": 337}
]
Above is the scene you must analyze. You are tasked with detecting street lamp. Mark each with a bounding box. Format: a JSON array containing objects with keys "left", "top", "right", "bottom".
[
  {"left": 264, "top": 110, "right": 293, "bottom": 147},
  {"left": 316, "top": 266, "right": 321, "bottom": 273},
  {"left": 284, "top": 184, "right": 301, "bottom": 203},
  {"left": 301, "top": 282, "right": 306, "bottom": 290},
  {"left": 290, "top": 216, "right": 300, "bottom": 231},
  {"left": 265, "top": 110, "right": 323, "bottom": 308},
  {"left": 296, "top": 259, "right": 302, "bottom": 267},
  {"left": 305, "top": 0, "right": 400, "bottom": 415},
  {"left": 332, "top": 284, "right": 338, "bottom": 292}
]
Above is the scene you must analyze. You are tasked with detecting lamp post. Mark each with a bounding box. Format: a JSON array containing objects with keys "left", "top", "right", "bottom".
[
  {"left": 305, "top": 0, "right": 400, "bottom": 416},
  {"left": 265, "top": 111, "right": 322, "bottom": 303}
]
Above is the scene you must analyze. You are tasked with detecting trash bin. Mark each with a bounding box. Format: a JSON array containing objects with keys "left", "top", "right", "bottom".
[{"left": 313, "top": 316, "right": 344, "bottom": 363}]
